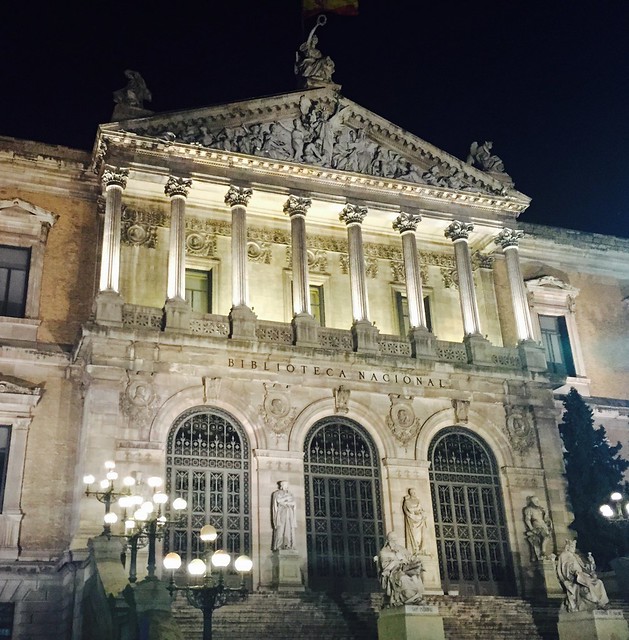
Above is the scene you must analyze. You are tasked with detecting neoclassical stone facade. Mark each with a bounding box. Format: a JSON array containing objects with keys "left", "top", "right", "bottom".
[{"left": 0, "top": 81, "right": 627, "bottom": 635}]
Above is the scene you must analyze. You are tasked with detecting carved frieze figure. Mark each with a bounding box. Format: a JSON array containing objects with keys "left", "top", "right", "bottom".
[
  {"left": 271, "top": 481, "right": 297, "bottom": 551},
  {"left": 333, "top": 385, "right": 350, "bottom": 414},
  {"left": 113, "top": 70, "right": 152, "bottom": 108},
  {"left": 377, "top": 532, "right": 424, "bottom": 607},
  {"left": 402, "top": 488, "right": 427, "bottom": 555},
  {"left": 120, "top": 377, "right": 159, "bottom": 434},
  {"left": 466, "top": 141, "right": 506, "bottom": 174},
  {"left": 523, "top": 495, "right": 553, "bottom": 562},
  {"left": 295, "top": 15, "right": 336, "bottom": 87},
  {"left": 259, "top": 383, "right": 296, "bottom": 438},
  {"left": 556, "top": 540, "right": 609, "bottom": 612},
  {"left": 452, "top": 398, "right": 470, "bottom": 424},
  {"left": 386, "top": 395, "right": 420, "bottom": 446}
]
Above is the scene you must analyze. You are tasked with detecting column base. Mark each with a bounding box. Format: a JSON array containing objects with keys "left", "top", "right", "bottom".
[
  {"left": 463, "top": 334, "right": 491, "bottom": 365},
  {"left": 378, "top": 605, "right": 445, "bottom": 640},
  {"left": 558, "top": 609, "right": 629, "bottom": 640},
  {"left": 352, "top": 320, "right": 380, "bottom": 353},
  {"left": 164, "top": 298, "right": 191, "bottom": 332},
  {"left": 272, "top": 549, "right": 304, "bottom": 591},
  {"left": 518, "top": 339, "right": 548, "bottom": 372},
  {"left": 292, "top": 313, "right": 319, "bottom": 347},
  {"left": 409, "top": 327, "right": 437, "bottom": 359},
  {"left": 540, "top": 557, "right": 563, "bottom": 598},
  {"left": 94, "top": 290, "right": 124, "bottom": 326},
  {"left": 229, "top": 305, "right": 258, "bottom": 340}
]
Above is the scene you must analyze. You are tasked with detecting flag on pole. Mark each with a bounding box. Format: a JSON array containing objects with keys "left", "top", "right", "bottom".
[{"left": 302, "top": 0, "right": 359, "bottom": 17}]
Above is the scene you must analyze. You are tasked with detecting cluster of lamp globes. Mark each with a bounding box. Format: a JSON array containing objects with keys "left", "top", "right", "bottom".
[
  {"left": 599, "top": 492, "right": 629, "bottom": 519},
  {"left": 163, "top": 524, "right": 253, "bottom": 579},
  {"left": 82, "top": 460, "right": 188, "bottom": 531}
]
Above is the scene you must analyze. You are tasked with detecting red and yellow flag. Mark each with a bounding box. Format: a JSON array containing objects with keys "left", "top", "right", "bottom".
[{"left": 302, "top": 0, "right": 359, "bottom": 17}]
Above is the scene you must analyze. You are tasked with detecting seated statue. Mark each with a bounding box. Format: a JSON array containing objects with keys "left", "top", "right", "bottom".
[
  {"left": 113, "top": 70, "right": 152, "bottom": 109},
  {"left": 466, "top": 141, "right": 506, "bottom": 174},
  {"left": 556, "top": 540, "right": 609, "bottom": 612},
  {"left": 377, "top": 532, "right": 424, "bottom": 607}
]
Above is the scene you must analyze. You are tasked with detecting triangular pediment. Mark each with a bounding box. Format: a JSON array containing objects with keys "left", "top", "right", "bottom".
[
  {"left": 101, "top": 88, "right": 526, "bottom": 200},
  {"left": 0, "top": 199, "right": 57, "bottom": 227}
]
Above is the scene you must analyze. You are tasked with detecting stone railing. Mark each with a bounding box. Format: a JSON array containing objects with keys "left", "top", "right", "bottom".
[
  {"left": 378, "top": 333, "right": 412, "bottom": 357},
  {"left": 122, "top": 304, "right": 163, "bottom": 330},
  {"left": 117, "top": 305, "right": 528, "bottom": 371}
]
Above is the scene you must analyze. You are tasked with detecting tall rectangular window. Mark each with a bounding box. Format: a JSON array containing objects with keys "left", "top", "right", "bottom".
[
  {"left": 0, "top": 426, "right": 10, "bottom": 513},
  {"left": 395, "top": 291, "right": 432, "bottom": 335},
  {"left": 539, "top": 315, "right": 576, "bottom": 376},
  {"left": 0, "top": 246, "right": 30, "bottom": 318},
  {"left": 309, "top": 285, "right": 325, "bottom": 326},
  {"left": 185, "top": 269, "right": 212, "bottom": 313},
  {"left": 0, "top": 602, "right": 13, "bottom": 638}
]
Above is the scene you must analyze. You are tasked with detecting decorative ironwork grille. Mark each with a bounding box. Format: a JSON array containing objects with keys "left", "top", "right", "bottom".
[
  {"left": 429, "top": 428, "right": 512, "bottom": 595},
  {"left": 165, "top": 408, "right": 250, "bottom": 562},
  {"left": 304, "top": 418, "right": 384, "bottom": 587}
]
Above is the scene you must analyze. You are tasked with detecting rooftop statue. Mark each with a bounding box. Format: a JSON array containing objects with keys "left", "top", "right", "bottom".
[
  {"left": 466, "top": 141, "right": 506, "bottom": 174},
  {"left": 295, "top": 15, "right": 336, "bottom": 88},
  {"left": 377, "top": 532, "right": 424, "bottom": 607},
  {"left": 556, "top": 540, "right": 609, "bottom": 612},
  {"left": 113, "top": 70, "right": 152, "bottom": 109}
]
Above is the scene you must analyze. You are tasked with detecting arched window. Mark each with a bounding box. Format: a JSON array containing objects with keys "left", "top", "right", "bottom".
[
  {"left": 165, "top": 408, "right": 250, "bottom": 563},
  {"left": 429, "top": 428, "right": 513, "bottom": 595},
  {"left": 304, "top": 417, "right": 384, "bottom": 590}
]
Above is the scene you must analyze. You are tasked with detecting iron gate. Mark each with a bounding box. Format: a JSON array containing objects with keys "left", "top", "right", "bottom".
[
  {"left": 165, "top": 407, "right": 250, "bottom": 562},
  {"left": 304, "top": 417, "right": 384, "bottom": 590},
  {"left": 429, "top": 428, "right": 513, "bottom": 595}
]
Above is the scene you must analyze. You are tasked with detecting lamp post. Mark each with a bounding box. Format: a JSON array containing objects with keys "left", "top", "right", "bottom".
[
  {"left": 163, "top": 524, "right": 253, "bottom": 640},
  {"left": 599, "top": 492, "right": 629, "bottom": 521}
]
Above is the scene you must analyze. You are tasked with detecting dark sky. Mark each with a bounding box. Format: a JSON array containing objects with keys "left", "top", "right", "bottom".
[{"left": 3, "top": 2, "right": 628, "bottom": 237}]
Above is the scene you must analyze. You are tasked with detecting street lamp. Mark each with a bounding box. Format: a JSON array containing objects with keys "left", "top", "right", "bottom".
[
  {"left": 163, "top": 524, "right": 253, "bottom": 640},
  {"left": 599, "top": 492, "right": 629, "bottom": 521}
]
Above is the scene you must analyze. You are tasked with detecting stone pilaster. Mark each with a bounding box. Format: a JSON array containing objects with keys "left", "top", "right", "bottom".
[
  {"left": 393, "top": 212, "right": 436, "bottom": 359},
  {"left": 340, "top": 204, "right": 379, "bottom": 353},
  {"left": 285, "top": 196, "right": 318, "bottom": 347},
  {"left": 95, "top": 165, "right": 128, "bottom": 325},
  {"left": 225, "top": 186, "right": 257, "bottom": 339},
  {"left": 164, "top": 176, "right": 192, "bottom": 332},
  {"left": 444, "top": 220, "right": 483, "bottom": 338}
]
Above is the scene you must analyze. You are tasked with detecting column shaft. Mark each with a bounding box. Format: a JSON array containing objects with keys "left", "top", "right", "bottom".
[
  {"left": 401, "top": 231, "right": 427, "bottom": 329},
  {"left": 99, "top": 166, "right": 128, "bottom": 292},
  {"left": 167, "top": 195, "right": 186, "bottom": 300},
  {"left": 291, "top": 215, "right": 310, "bottom": 315},
  {"left": 232, "top": 204, "right": 248, "bottom": 307},
  {"left": 347, "top": 223, "right": 369, "bottom": 322}
]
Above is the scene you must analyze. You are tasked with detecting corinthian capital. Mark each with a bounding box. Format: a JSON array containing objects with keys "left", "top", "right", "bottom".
[
  {"left": 339, "top": 203, "right": 368, "bottom": 226},
  {"left": 224, "top": 185, "right": 253, "bottom": 208},
  {"left": 164, "top": 176, "right": 192, "bottom": 198},
  {"left": 495, "top": 228, "right": 524, "bottom": 249},
  {"left": 393, "top": 212, "right": 421, "bottom": 233},
  {"left": 444, "top": 220, "right": 474, "bottom": 241},
  {"left": 101, "top": 165, "right": 129, "bottom": 189},
  {"left": 283, "top": 195, "right": 312, "bottom": 217}
]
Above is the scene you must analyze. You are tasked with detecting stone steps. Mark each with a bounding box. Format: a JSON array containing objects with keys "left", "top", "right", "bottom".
[{"left": 172, "top": 590, "right": 629, "bottom": 640}]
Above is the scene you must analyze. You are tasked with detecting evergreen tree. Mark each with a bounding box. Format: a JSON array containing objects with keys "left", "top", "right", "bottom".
[{"left": 559, "top": 387, "right": 629, "bottom": 567}]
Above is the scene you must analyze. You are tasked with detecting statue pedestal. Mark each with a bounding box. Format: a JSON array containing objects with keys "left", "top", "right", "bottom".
[
  {"left": 558, "top": 609, "right": 629, "bottom": 640},
  {"left": 540, "top": 558, "right": 563, "bottom": 598},
  {"left": 378, "top": 605, "right": 445, "bottom": 640},
  {"left": 272, "top": 549, "right": 304, "bottom": 591}
]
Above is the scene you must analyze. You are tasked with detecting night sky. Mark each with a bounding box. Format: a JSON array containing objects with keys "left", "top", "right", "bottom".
[{"left": 2, "top": 2, "right": 628, "bottom": 237}]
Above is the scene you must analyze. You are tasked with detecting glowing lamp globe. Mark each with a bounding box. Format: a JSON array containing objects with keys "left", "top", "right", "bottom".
[
  {"left": 234, "top": 555, "right": 253, "bottom": 573},
  {"left": 611, "top": 492, "right": 623, "bottom": 501},
  {"left": 172, "top": 497, "right": 187, "bottom": 511},
  {"left": 163, "top": 552, "right": 182, "bottom": 571},
  {"left": 83, "top": 474, "right": 95, "bottom": 485},
  {"left": 600, "top": 504, "right": 614, "bottom": 518},
  {"left": 104, "top": 461, "right": 116, "bottom": 470},
  {"left": 153, "top": 492, "right": 168, "bottom": 505},
  {"left": 211, "top": 549, "right": 231, "bottom": 569},
  {"left": 100, "top": 479, "right": 110, "bottom": 490},
  {"left": 104, "top": 512, "right": 118, "bottom": 525},
  {"left": 123, "top": 476, "right": 136, "bottom": 487},
  {"left": 188, "top": 558, "right": 207, "bottom": 576},
  {"left": 147, "top": 476, "right": 163, "bottom": 488},
  {"left": 200, "top": 524, "right": 218, "bottom": 542}
]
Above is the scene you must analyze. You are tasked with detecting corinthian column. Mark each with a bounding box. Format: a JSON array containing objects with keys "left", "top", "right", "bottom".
[
  {"left": 444, "top": 220, "right": 482, "bottom": 337},
  {"left": 284, "top": 195, "right": 319, "bottom": 347},
  {"left": 393, "top": 212, "right": 436, "bottom": 359},
  {"left": 225, "top": 185, "right": 257, "bottom": 339},
  {"left": 165, "top": 176, "right": 192, "bottom": 302},
  {"left": 340, "top": 204, "right": 379, "bottom": 352},
  {"left": 495, "top": 228, "right": 534, "bottom": 341},
  {"left": 95, "top": 165, "right": 128, "bottom": 324}
]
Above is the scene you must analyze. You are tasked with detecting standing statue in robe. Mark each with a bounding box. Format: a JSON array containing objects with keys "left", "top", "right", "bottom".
[
  {"left": 523, "top": 495, "right": 553, "bottom": 561},
  {"left": 271, "top": 481, "right": 297, "bottom": 551},
  {"left": 402, "top": 488, "right": 427, "bottom": 555},
  {"left": 295, "top": 15, "right": 336, "bottom": 86}
]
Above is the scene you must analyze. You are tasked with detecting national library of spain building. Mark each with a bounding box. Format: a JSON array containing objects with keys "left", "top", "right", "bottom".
[{"left": 0, "top": 29, "right": 627, "bottom": 640}]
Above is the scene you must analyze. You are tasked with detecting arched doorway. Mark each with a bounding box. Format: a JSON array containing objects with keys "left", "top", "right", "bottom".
[
  {"left": 428, "top": 427, "right": 513, "bottom": 595},
  {"left": 165, "top": 407, "right": 250, "bottom": 563},
  {"left": 304, "top": 417, "right": 384, "bottom": 591}
]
